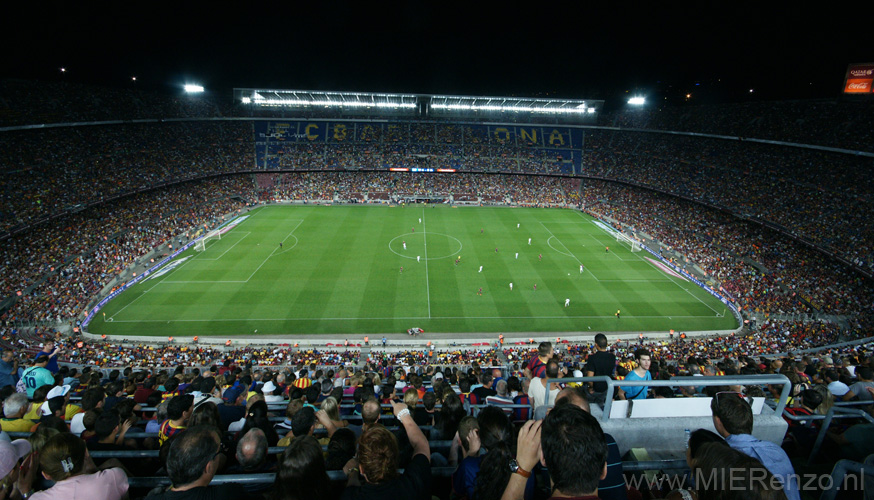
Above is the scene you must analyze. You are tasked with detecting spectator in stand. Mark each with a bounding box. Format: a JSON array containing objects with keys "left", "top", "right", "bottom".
[
  {"left": 459, "top": 406, "right": 535, "bottom": 500},
  {"left": 133, "top": 377, "right": 157, "bottom": 405},
  {"left": 554, "top": 387, "right": 627, "bottom": 500},
  {"left": 842, "top": 366, "right": 874, "bottom": 404},
  {"left": 619, "top": 349, "right": 652, "bottom": 400},
  {"left": 27, "top": 433, "right": 128, "bottom": 500},
  {"left": 414, "top": 392, "right": 437, "bottom": 426},
  {"left": 237, "top": 400, "right": 280, "bottom": 447},
  {"left": 524, "top": 342, "right": 553, "bottom": 379},
  {"left": 0, "top": 351, "right": 18, "bottom": 389},
  {"left": 147, "top": 425, "right": 245, "bottom": 500},
  {"left": 159, "top": 394, "right": 194, "bottom": 446},
  {"left": 502, "top": 404, "right": 608, "bottom": 500},
  {"left": 824, "top": 370, "right": 850, "bottom": 398},
  {"left": 261, "top": 381, "right": 285, "bottom": 403},
  {"left": 0, "top": 438, "right": 37, "bottom": 500},
  {"left": 340, "top": 401, "right": 431, "bottom": 500},
  {"left": 485, "top": 380, "right": 514, "bottom": 409},
  {"left": 325, "top": 428, "right": 357, "bottom": 473},
  {"left": 431, "top": 393, "right": 466, "bottom": 441},
  {"left": 192, "top": 377, "right": 224, "bottom": 408},
  {"left": 33, "top": 342, "right": 61, "bottom": 374},
  {"left": 693, "top": 442, "right": 789, "bottom": 500},
  {"left": 528, "top": 360, "right": 563, "bottom": 415},
  {"left": 88, "top": 411, "right": 137, "bottom": 469},
  {"left": 20, "top": 355, "right": 53, "bottom": 399},
  {"left": 471, "top": 371, "right": 497, "bottom": 404},
  {"left": 269, "top": 435, "right": 333, "bottom": 500},
  {"left": 711, "top": 391, "right": 800, "bottom": 500},
  {"left": 229, "top": 428, "right": 274, "bottom": 476},
  {"left": 1, "top": 394, "right": 36, "bottom": 432},
  {"left": 217, "top": 386, "right": 247, "bottom": 431},
  {"left": 585, "top": 333, "right": 617, "bottom": 405}
]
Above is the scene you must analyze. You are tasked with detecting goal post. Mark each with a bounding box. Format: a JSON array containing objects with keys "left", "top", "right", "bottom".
[
  {"left": 615, "top": 231, "right": 642, "bottom": 252},
  {"left": 195, "top": 229, "right": 221, "bottom": 252}
]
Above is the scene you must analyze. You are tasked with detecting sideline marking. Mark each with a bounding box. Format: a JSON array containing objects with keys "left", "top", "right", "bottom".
[
  {"left": 109, "top": 314, "right": 726, "bottom": 323},
  {"left": 423, "top": 208, "right": 431, "bottom": 319}
]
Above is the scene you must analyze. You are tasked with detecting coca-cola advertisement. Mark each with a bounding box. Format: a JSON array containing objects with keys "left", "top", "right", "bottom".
[{"left": 844, "top": 63, "right": 874, "bottom": 94}]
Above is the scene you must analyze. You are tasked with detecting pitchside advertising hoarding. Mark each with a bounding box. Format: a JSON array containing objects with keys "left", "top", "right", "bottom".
[{"left": 844, "top": 63, "right": 874, "bottom": 94}]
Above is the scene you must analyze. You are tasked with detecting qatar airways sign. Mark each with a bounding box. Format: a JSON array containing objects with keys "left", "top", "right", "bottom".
[{"left": 844, "top": 63, "right": 874, "bottom": 94}]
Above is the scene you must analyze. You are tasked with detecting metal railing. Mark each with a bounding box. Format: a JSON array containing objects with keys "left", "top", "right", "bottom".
[
  {"left": 542, "top": 374, "right": 791, "bottom": 422},
  {"left": 807, "top": 401, "right": 874, "bottom": 463},
  {"left": 125, "top": 459, "right": 693, "bottom": 488}
]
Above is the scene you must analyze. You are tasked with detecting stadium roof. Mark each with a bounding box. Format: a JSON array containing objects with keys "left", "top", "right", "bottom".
[
  {"left": 234, "top": 88, "right": 603, "bottom": 122},
  {"left": 234, "top": 89, "right": 418, "bottom": 110},
  {"left": 428, "top": 95, "right": 598, "bottom": 115}
]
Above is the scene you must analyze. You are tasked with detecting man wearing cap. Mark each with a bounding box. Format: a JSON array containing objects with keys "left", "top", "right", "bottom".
[
  {"left": 21, "top": 355, "right": 54, "bottom": 399},
  {"left": 41, "top": 395, "right": 68, "bottom": 422},
  {"left": 217, "top": 386, "right": 247, "bottom": 431},
  {"left": 261, "top": 381, "right": 285, "bottom": 403},
  {"left": 0, "top": 439, "right": 35, "bottom": 498}
]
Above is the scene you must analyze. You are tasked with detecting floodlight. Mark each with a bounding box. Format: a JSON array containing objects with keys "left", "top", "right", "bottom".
[
  {"left": 184, "top": 84, "right": 205, "bottom": 93},
  {"left": 241, "top": 97, "right": 251, "bottom": 104},
  {"left": 628, "top": 97, "right": 645, "bottom": 105},
  {"left": 60, "top": 67, "right": 66, "bottom": 73}
]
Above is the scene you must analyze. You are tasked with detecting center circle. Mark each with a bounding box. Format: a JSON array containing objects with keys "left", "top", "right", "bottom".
[{"left": 389, "top": 233, "right": 463, "bottom": 261}]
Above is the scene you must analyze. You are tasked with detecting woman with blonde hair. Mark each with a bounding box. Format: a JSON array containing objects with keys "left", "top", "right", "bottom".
[
  {"left": 811, "top": 384, "right": 834, "bottom": 416},
  {"left": 319, "top": 397, "right": 348, "bottom": 428}
]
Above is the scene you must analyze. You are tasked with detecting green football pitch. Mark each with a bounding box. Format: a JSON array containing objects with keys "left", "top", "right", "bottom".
[{"left": 88, "top": 205, "right": 737, "bottom": 337}]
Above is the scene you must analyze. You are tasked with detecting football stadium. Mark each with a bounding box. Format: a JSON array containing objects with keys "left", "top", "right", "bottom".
[{"left": 2, "top": 11, "right": 874, "bottom": 500}]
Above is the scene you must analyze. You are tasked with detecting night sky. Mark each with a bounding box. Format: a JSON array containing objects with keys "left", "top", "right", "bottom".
[{"left": 2, "top": 2, "right": 870, "bottom": 108}]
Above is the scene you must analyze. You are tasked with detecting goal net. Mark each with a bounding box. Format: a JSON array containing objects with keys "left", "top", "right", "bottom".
[
  {"left": 194, "top": 229, "right": 222, "bottom": 252},
  {"left": 615, "top": 232, "right": 642, "bottom": 252}
]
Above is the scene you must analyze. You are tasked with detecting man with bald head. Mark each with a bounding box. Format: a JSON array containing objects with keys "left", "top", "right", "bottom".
[
  {"left": 230, "top": 428, "right": 274, "bottom": 475},
  {"left": 491, "top": 368, "right": 504, "bottom": 390}
]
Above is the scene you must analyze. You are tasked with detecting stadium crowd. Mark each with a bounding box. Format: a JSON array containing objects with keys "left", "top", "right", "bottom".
[
  {"left": 580, "top": 179, "right": 874, "bottom": 333},
  {"left": 0, "top": 338, "right": 872, "bottom": 499},
  {"left": 1, "top": 176, "right": 259, "bottom": 323}
]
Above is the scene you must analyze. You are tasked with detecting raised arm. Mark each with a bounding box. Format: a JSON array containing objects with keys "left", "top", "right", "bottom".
[{"left": 392, "top": 400, "right": 430, "bottom": 460}]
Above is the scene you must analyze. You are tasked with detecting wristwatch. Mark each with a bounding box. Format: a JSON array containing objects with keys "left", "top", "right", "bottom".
[{"left": 509, "top": 458, "right": 531, "bottom": 478}]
